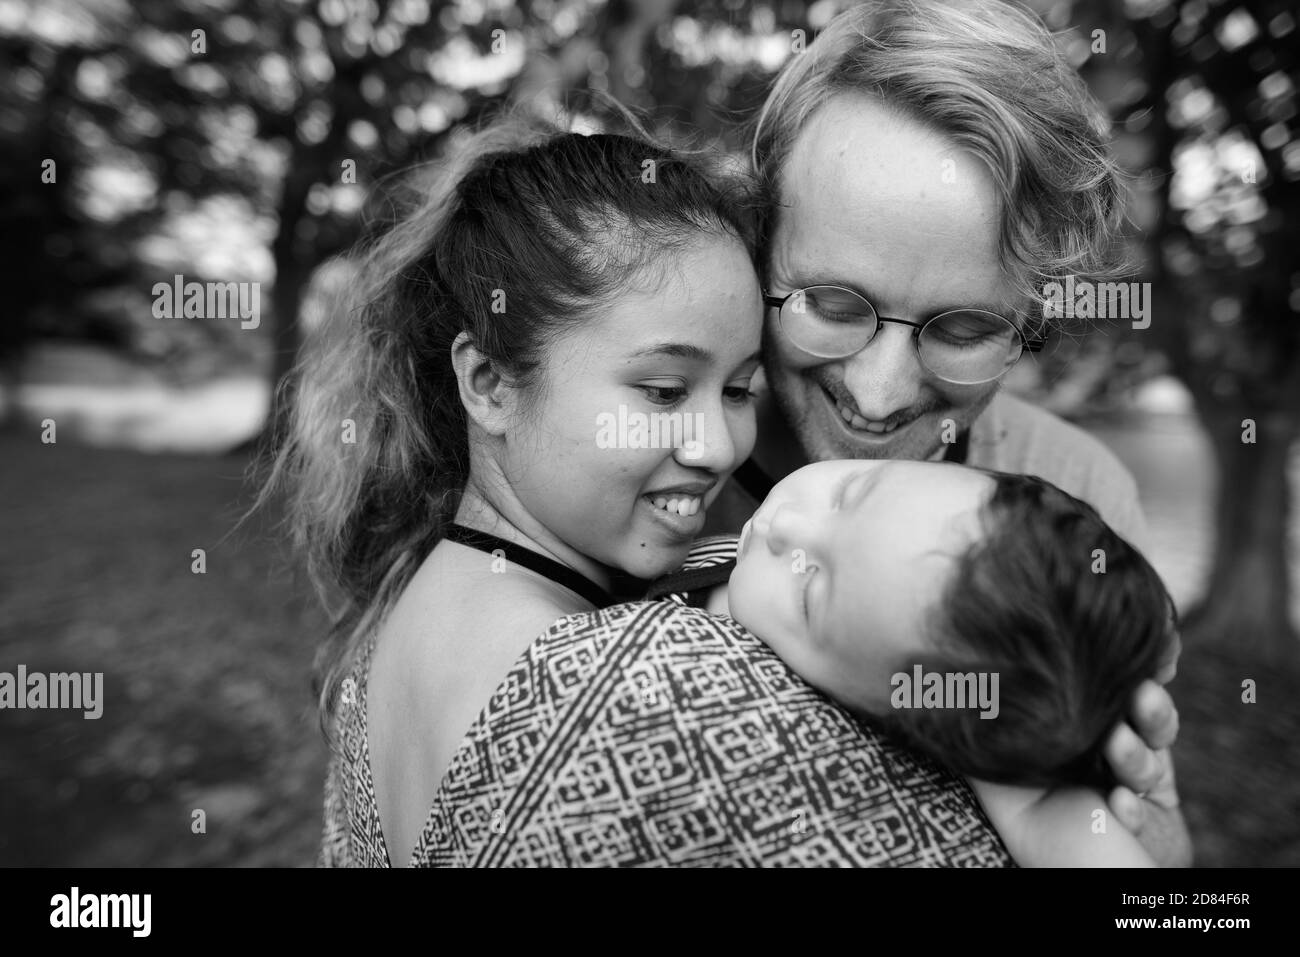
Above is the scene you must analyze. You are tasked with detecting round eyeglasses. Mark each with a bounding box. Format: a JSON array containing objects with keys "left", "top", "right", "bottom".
[{"left": 764, "top": 285, "right": 1045, "bottom": 386}]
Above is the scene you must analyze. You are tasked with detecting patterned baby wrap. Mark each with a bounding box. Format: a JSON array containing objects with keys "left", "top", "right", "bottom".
[{"left": 319, "top": 546, "right": 1013, "bottom": 866}]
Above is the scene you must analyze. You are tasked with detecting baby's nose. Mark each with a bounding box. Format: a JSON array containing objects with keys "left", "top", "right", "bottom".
[{"left": 764, "top": 503, "right": 807, "bottom": 557}]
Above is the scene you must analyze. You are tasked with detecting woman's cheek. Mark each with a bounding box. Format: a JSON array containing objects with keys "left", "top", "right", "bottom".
[{"left": 729, "top": 404, "right": 758, "bottom": 465}]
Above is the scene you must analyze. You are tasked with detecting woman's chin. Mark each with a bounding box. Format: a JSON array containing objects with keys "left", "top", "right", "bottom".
[{"left": 611, "top": 538, "right": 693, "bottom": 583}]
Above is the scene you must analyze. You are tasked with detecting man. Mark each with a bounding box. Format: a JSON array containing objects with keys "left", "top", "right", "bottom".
[{"left": 705, "top": 0, "right": 1189, "bottom": 863}]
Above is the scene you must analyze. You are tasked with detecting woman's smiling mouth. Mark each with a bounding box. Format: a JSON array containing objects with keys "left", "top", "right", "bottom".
[
  {"left": 640, "top": 480, "right": 715, "bottom": 539},
  {"left": 647, "top": 494, "right": 702, "bottom": 517}
]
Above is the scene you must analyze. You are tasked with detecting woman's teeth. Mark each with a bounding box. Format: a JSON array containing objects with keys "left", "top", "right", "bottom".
[
  {"left": 650, "top": 495, "right": 702, "bottom": 517},
  {"left": 836, "top": 398, "right": 898, "bottom": 434}
]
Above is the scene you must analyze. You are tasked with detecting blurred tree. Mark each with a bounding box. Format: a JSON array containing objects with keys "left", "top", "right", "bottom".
[
  {"left": 0, "top": 0, "right": 807, "bottom": 432},
  {"left": 0, "top": 0, "right": 539, "bottom": 418},
  {"left": 20, "top": 0, "right": 1292, "bottom": 667},
  {"left": 1119, "top": 0, "right": 1299, "bottom": 658},
  {"left": 0, "top": 20, "right": 138, "bottom": 420},
  {"left": 70, "top": 0, "right": 508, "bottom": 411}
]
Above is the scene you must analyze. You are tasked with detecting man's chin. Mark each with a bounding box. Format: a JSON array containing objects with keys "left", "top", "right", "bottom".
[{"left": 817, "top": 431, "right": 942, "bottom": 463}]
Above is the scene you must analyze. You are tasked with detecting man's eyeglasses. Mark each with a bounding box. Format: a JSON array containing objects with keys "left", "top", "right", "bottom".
[{"left": 763, "top": 285, "right": 1045, "bottom": 386}]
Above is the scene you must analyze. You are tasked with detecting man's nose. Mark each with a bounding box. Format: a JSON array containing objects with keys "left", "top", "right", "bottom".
[{"left": 840, "top": 321, "right": 925, "bottom": 419}]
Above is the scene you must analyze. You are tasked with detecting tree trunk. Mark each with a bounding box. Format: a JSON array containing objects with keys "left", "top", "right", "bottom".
[
  {"left": 1182, "top": 399, "right": 1299, "bottom": 661},
  {"left": 249, "top": 144, "right": 319, "bottom": 457},
  {"left": 269, "top": 255, "right": 307, "bottom": 406}
]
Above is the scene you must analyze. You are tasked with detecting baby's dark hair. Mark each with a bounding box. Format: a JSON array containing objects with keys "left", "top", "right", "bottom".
[
  {"left": 879, "top": 471, "right": 1177, "bottom": 790},
  {"left": 260, "top": 105, "right": 761, "bottom": 735}
]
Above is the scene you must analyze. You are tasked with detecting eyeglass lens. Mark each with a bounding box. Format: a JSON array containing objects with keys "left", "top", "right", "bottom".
[{"left": 778, "top": 285, "right": 1023, "bottom": 385}]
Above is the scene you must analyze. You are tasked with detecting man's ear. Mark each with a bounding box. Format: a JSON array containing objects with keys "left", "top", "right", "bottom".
[{"left": 451, "top": 331, "right": 514, "bottom": 436}]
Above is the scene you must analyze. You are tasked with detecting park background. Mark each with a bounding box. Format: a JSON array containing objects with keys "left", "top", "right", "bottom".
[{"left": 0, "top": 0, "right": 1296, "bottom": 866}]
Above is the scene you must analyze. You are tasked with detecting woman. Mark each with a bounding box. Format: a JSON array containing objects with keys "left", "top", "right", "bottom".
[{"left": 266, "top": 111, "right": 1014, "bottom": 865}]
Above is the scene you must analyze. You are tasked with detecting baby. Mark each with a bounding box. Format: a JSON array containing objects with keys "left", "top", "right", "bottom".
[{"left": 649, "top": 459, "right": 1178, "bottom": 867}]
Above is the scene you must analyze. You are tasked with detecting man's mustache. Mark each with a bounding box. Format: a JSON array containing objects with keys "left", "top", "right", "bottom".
[{"left": 815, "top": 378, "right": 946, "bottom": 431}]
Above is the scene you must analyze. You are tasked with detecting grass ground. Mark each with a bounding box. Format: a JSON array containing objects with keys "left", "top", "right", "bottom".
[
  {"left": 1, "top": 430, "right": 1297, "bottom": 866},
  {"left": 0, "top": 432, "right": 327, "bottom": 866}
]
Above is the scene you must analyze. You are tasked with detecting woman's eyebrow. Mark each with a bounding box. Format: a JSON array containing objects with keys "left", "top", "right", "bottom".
[
  {"left": 628, "top": 344, "right": 762, "bottom": 366},
  {"left": 629, "top": 343, "right": 712, "bottom": 362}
]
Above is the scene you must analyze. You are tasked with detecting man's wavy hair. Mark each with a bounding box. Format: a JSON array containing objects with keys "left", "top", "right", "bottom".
[{"left": 748, "top": 0, "right": 1131, "bottom": 321}]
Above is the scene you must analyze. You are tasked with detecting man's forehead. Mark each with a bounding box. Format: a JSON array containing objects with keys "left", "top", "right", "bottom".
[
  {"left": 767, "top": 206, "right": 1020, "bottom": 319},
  {"left": 770, "top": 104, "right": 1022, "bottom": 318},
  {"left": 785, "top": 95, "right": 996, "bottom": 202}
]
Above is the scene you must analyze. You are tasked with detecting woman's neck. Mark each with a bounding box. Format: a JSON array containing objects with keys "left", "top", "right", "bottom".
[{"left": 453, "top": 469, "right": 614, "bottom": 594}]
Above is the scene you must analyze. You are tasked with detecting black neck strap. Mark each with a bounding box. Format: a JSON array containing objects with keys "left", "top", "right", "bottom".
[
  {"left": 645, "top": 558, "right": 736, "bottom": 606},
  {"left": 443, "top": 523, "right": 619, "bottom": 609}
]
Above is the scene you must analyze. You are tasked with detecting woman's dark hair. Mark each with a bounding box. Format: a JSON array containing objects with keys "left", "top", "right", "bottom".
[
  {"left": 259, "top": 107, "right": 759, "bottom": 735},
  {"left": 878, "top": 471, "right": 1177, "bottom": 789}
]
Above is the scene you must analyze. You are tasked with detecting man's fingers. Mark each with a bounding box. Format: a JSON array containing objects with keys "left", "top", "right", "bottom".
[
  {"left": 1108, "top": 785, "right": 1145, "bottom": 834},
  {"left": 1130, "top": 680, "right": 1179, "bottom": 751},
  {"left": 1104, "top": 721, "right": 1163, "bottom": 795}
]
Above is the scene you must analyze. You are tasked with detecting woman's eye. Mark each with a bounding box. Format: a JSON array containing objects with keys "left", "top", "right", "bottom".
[
  {"left": 723, "top": 385, "right": 757, "bottom": 403},
  {"left": 640, "top": 385, "right": 687, "bottom": 405}
]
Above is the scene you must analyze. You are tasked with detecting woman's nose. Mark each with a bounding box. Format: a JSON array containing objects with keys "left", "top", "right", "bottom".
[{"left": 673, "top": 407, "right": 738, "bottom": 472}]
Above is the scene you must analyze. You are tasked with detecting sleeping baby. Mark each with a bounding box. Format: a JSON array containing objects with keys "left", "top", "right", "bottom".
[{"left": 648, "top": 459, "right": 1179, "bottom": 867}]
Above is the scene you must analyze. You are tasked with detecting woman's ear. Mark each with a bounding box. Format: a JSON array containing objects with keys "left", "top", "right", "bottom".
[{"left": 451, "top": 331, "right": 515, "bottom": 436}]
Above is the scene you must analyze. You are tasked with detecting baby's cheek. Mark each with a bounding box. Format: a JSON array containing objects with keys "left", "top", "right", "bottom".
[
  {"left": 777, "top": 621, "right": 853, "bottom": 694},
  {"left": 734, "top": 597, "right": 821, "bottom": 679},
  {"left": 816, "top": 614, "right": 895, "bottom": 713}
]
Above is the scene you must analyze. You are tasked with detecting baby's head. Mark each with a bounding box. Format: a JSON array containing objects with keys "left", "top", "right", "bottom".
[{"left": 728, "top": 459, "right": 1177, "bottom": 788}]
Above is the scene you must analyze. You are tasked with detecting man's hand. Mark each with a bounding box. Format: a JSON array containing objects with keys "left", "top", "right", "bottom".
[{"left": 1103, "top": 678, "right": 1192, "bottom": 867}]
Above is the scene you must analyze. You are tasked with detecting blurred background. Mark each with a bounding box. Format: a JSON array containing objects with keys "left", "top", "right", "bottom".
[{"left": 0, "top": 0, "right": 1296, "bottom": 866}]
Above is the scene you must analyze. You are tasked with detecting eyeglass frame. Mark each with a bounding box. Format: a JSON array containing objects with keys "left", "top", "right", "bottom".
[{"left": 762, "top": 284, "right": 1047, "bottom": 385}]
